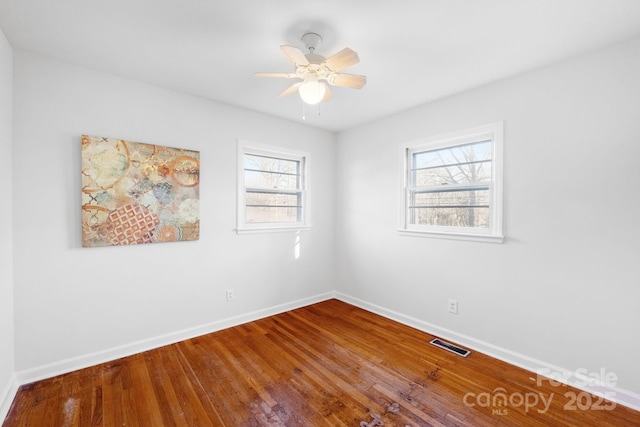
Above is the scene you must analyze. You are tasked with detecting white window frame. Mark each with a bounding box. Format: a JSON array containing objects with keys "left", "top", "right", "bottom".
[
  {"left": 237, "top": 140, "right": 311, "bottom": 234},
  {"left": 398, "top": 122, "right": 504, "bottom": 243}
]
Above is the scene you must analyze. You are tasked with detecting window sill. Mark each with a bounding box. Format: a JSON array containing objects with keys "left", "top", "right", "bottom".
[
  {"left": 398, "top": 229, "right": 504, "bottom": 244},
  {"left": 236, "top": 225, "right": 312, "bottom": 235}
]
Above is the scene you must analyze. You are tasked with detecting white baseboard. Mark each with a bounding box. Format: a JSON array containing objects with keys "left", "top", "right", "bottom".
[
  {"left": 0, "top": 374, "right": 18, "bottom": 423},
  {"left": 15, "top": 291, "right": 336, "bottom": 386},
  {"left": 335, "top": 292, "right": 640, "bottom": 412}
]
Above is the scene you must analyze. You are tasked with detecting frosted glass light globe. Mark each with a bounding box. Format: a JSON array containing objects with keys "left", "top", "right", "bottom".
[{"left": 298, "top": 80, "right": 326, "bottom": 105}]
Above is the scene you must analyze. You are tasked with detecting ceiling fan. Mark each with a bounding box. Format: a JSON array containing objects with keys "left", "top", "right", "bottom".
[{"left": 255, "top": 32, "right": 366, "bottom": 105}]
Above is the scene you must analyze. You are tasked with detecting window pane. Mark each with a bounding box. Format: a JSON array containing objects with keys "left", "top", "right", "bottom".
[
  {"left": 411, "top": 206, "right": 489, "bottom": 228},
  {"left": 410, "top": 188, "right": 490, "bottom": 228},
  {"left": 413, "top": 161, "right": 491, "bottom": 186},
  {"left": 245, "top": 206, "right": 300, "bottom": 223},
  {"left": 245, "top": 154, "right": 299, "bottom": 174},
  {"left": 246, "top": 192, "right": 300, "bottom": 207},
  {"left": 413, "top": 140, "right": 491, "bottom": 169},
  {"left": 245, "top": 170, "right": 299, "bottom": 189},
  {"left": 412, "top": 140, "right": 492, "bottom": 185},
  {"left": 244, "top": 154, "right": 300, "bottom": 190}
]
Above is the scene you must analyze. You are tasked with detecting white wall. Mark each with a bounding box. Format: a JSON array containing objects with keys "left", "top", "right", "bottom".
[
  {"left": 12, "top": 51, "right": 336, "bottom": 376},
  {"left": 0, "top": 26, "right": 15, "bottom": 419},
  {"left": 336, "top": 38, "right": 640, "bottom": 395}
]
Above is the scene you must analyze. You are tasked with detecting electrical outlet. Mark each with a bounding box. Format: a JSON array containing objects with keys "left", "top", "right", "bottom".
[
  {"left": 226, "top": 289, "right": 234, "bottom": 302},
  {"left": 448, "top": 299, "right": 458, "bottom": 314}
]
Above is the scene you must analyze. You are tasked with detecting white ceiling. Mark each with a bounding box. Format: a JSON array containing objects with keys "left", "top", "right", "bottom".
[{"left": 2, "top": 0, "right": 640, "bottom": 132}]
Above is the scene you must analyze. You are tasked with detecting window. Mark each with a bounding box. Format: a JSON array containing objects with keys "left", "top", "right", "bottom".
[
  {"left": 399, "top": 122, "right": 504, "bottom": 243},
  {"left": 237, "top": 141, "right": 309, "bottom": 233}
]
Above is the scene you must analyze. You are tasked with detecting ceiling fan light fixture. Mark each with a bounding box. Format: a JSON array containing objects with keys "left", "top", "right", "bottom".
[
  {"left": 298, "top": 78, "right": 326, "bottom": 105},
  {"left": 255, "top": 32, "right": 365, "bottom": 106}
]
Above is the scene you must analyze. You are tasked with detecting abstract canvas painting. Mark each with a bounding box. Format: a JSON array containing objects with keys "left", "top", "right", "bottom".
[{"left": 81, "top": 135, "right": 200, "bottom": 247}]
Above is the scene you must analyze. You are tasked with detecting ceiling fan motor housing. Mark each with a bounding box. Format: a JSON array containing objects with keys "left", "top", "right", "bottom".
[{"left": 301, "top": 32, "right": 323, "bottom": 52}]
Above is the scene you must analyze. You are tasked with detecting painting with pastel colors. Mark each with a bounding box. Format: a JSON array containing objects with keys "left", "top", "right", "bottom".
[{"left": 81, "top": 135, "right": 200, "bottom": 247}]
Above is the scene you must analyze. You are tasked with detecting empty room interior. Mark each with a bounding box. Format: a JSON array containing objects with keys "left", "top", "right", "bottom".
[{"left": 1, "top": 1, "right": 640, "bottom": 426}]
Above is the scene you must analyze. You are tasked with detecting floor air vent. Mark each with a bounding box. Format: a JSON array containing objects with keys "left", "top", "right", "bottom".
[{"left": 429, "top": 338, "right": 471, "bottom": 357}]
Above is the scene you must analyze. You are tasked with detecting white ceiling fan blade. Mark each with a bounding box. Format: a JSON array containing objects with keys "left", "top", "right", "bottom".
[
  {"left": 324, "top": 48, "right": 359, "bottom": 72},
  {"left": 254, "top": 72, "right": 298, "bottom": 79},
  {"left": 280, "top": 45, "right": 309, "bottom": 66},
  {"left": 278, "top": 82, "right": 302, "bottom": 98},
  {"left": 329, "top": 73, "right": 367, "bottom": 89}
]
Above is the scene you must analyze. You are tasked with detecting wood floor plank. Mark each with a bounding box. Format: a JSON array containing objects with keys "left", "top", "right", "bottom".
[
  {"left": 3, "top": 299, "right": 640, "bottom": 426},
  {"left": 101, "top": 361, "right": 126, "bottom": 427}
]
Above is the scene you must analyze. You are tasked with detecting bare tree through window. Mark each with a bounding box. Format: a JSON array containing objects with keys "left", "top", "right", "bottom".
[{"left": 410, "top": 140, "right": 492, "bottom": 228}]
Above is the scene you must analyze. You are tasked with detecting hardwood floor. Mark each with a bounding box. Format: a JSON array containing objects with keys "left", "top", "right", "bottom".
[{"left": 3, "top": 299, "right": 639, "bottom": 426}]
